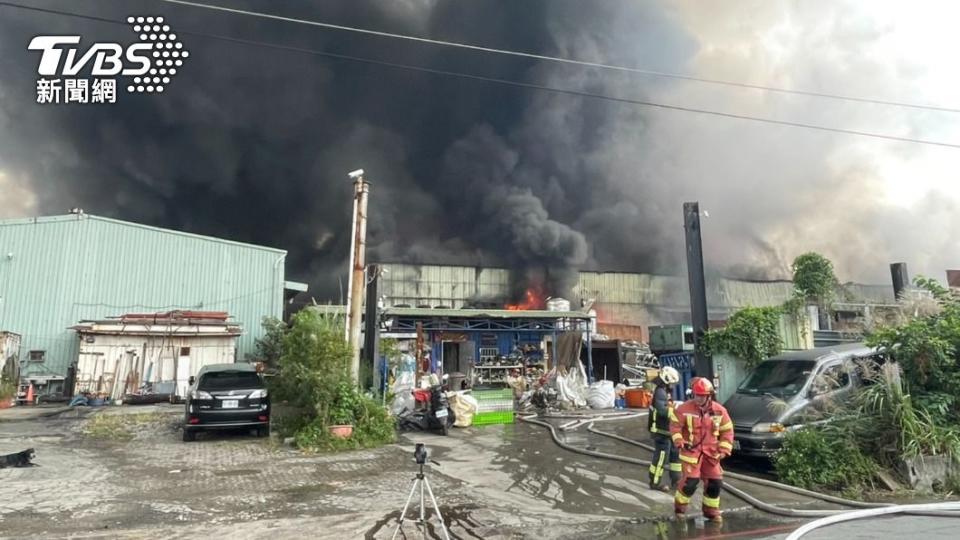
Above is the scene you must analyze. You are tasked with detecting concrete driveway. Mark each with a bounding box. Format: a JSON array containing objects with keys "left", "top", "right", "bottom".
[{"left": 0, "top": 405, "right": 859, "bottom": 539}]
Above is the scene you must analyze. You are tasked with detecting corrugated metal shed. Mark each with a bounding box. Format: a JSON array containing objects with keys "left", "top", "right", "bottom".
[
  {"left": 576, "top": 271, "right": 796, "bottom": 311},
  {"left": 382, "top": 307, "right": 589, "bottom": 319},
  {"left": 375, "top": 264, "right": 893, "bottom": 348},
  {"left": 379, "top": 263, "right": 510, "bottom": 308},
  {"left": 0, "top": 214, "right": 290, "bottom": 386}
]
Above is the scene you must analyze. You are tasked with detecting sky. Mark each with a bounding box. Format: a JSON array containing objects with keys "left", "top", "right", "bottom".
[{"left": 0, "top": 0, "right": 958, "bottom": 299}]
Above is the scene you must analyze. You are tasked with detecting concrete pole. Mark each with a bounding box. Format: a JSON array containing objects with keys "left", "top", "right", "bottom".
[{"left": 346, "top": 172, "right": 370, "bottom": 384}]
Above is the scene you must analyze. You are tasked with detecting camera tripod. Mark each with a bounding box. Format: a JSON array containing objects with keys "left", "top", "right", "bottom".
[{"left": 391, "top": 460, "right": 450, "bottom": 540}]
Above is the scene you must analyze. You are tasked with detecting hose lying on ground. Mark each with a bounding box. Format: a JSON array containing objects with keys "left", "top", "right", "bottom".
[
  {"left": 556, "top": 412, "right": 646, "bottom": 431},
  {"left": 586, "top": 424, "right": 882, "bottom": 509},
  {"left": 784, "top": 502, "right": 960, "bottom": 540},
  {"left": 587, "top": 423, "right": 960, "bottom": 517},
  {"left": 518, "top": 413, "right": 960, "bottom": 519}
]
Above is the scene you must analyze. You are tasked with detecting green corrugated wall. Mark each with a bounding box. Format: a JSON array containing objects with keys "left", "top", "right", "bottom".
[{"left": 0, "top": 214, "right": 287, "bottom": 381}]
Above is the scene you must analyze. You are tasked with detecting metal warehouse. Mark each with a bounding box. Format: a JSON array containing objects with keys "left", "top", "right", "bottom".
[{"left": 0, "top": 213, "right": 306, "bottom": 397}]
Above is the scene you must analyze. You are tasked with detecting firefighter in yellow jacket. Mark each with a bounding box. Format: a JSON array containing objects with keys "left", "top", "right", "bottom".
[
  {"left": 669, "top": 377, "right": 734, "bottom": 522},
  {"left": 648, "top": 366, "right": 682, "bottom": 492}
]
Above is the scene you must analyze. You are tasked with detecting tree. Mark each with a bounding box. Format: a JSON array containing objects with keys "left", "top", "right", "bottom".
[
  {"left": 791, "top": 252, "right": 838, "bottom": 306},
  {"left": 249, "top": 317, "right": 287, "bottom": 369},
  {"left": 271, "top": 309, "right": 351, "bottom": 417}
]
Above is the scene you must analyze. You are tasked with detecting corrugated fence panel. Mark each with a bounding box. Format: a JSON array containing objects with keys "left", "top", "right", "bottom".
[{"left": 0, "top": 215, "right": 286, "bottom": 382}]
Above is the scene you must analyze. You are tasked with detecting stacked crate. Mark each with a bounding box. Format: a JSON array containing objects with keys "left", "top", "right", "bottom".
[{"left": 471, "top": 388, "right": 515, "bottom": 426}]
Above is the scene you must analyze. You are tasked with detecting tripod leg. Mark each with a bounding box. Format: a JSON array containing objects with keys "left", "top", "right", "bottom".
[
  {"left": 420, "top": 477, "right": 427, "bottom": 539},
  {"left": 423, "top": 478, "right": 451, "bottom": 540},
  {"left": 391, "top": 478, "right": 421, "bottom": 540}
]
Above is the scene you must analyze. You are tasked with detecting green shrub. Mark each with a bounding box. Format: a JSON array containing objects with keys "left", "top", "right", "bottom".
[
  {"left": 294, "top": 392, "right": 396, "bottom": 452},
  {"left": 775, "top": 427, "right": 877, "bottom": 491},
  {"left": 269, "top": 309, "right": 396, "bottom": 452}
]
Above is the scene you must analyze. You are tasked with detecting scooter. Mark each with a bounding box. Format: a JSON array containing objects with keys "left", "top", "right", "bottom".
[{"left": 397, "top": 383, "right": 456, "bottom": 436}]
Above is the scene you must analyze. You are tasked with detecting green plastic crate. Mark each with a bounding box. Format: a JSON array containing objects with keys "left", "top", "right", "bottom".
[
  {"left": 472, "top": 410, "right": 515, "bottom": 426},
  {"left": 472, "top": 389, "right": 513, "bottom": 401}
]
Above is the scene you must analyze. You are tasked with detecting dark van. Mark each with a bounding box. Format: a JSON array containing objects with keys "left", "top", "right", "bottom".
[{"left": 723, "top": 343, "right": 884, "bottom": 457}]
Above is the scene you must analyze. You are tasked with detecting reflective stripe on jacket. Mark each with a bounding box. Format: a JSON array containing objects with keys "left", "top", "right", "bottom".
[{"left": 669, "top": 399, "right": 734, "bottom": 463}]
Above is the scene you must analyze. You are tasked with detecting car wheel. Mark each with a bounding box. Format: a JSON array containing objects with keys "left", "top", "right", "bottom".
[
  {"left": 182, "top": 429, "right": 196, "bottom": 442},
  {"left": 257, "top": 426, "right": 270, "bottom": 438}
]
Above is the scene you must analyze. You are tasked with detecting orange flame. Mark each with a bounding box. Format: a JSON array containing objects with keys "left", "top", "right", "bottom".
[{"left": 505, "top": 287, "right": 545, "bottom": 311}]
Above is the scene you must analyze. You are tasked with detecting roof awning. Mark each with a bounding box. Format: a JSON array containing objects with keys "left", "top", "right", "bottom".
[{"left": 284, "top": 280, "right": 309, "bottom": 292}]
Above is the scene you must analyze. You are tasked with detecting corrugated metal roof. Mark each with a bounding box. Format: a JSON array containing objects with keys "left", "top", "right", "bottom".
[
  {"left": 0, "top": 214, "right": 286, "bottom": 253},
  {"left": 0, "top": 213, "right": 288, "bottom": 380}
]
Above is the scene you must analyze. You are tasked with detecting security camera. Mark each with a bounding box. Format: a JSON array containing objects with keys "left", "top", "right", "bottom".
[{"left": 347, "top": 169, "right": 364, "bottom": 179}]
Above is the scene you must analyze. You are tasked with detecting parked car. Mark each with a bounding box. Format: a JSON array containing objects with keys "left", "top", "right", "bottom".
[
  {"left": 182, "top": 363, "right": 270, "bottom": 442},
  {"left": 723, "top": 343, "right": 884, "bottom": 458}
]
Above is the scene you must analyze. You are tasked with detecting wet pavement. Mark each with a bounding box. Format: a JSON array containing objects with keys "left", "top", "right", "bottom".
[{"left": 0, "top": 406, "right": 893, "bottom": 538}]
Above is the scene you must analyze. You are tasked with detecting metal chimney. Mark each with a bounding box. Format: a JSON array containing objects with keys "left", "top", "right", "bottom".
[
  {"left": 683, "top": 202, "right": 713, "bottom": 380},
  {"left": 890, "top": 262, "right": 909, "bottom": 300}
]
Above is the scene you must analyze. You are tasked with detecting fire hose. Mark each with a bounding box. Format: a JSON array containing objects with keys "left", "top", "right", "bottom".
[{"left": 518, "top": 413, "right": 960, "bottom": 522}]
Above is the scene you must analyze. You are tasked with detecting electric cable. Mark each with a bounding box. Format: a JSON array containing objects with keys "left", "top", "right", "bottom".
[
  {"left": 2, "top": 2, "right": 959, "bottom": 149},
  {"left": 158, "top": 0, "right": 960, "bottom": 114}
]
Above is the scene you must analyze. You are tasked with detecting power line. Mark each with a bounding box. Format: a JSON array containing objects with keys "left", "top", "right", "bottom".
[
  {"left": 158, "top": 0, "right": 960, "bottom": 114},
  {"left": 3, "top": 2, "right": 960, "bottom": 149}
]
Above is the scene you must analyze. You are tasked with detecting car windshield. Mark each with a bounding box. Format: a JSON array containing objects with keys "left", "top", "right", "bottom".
[
  {"left": 737, "top": 360, "right": 815, "bottom": 398},
  {"left": 198, "top": 371, "right": 263, "bottom": 391}
]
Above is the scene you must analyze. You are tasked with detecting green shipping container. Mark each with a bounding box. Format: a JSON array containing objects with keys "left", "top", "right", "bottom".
[{"left": 648, "top": 324, "right": 695, "bottom": 353}]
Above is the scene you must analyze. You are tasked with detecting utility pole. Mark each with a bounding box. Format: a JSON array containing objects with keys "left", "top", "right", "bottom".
[
  {"left": 346, "top": 169, "right": 369, "bottom": 384},
  {"left": 683, "top": 202, "right": 713, "bottom": 382}
]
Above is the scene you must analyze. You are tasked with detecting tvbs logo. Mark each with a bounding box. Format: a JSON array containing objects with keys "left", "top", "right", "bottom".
[{"left": 28, "top": 16, "right": 189, "bottom": 104}]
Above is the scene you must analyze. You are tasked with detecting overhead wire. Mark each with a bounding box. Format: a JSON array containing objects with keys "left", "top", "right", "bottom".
[
  {"left": 3, "top": 2, "right": 959, "bottom": 148},
  {"left": 158, "top": 0, "right": 960, "bottom": 114}
]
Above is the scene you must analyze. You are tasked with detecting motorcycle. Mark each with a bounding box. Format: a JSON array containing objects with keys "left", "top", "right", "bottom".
[{"left": 397, "top": 383, "right": 456, "bottom": 436}]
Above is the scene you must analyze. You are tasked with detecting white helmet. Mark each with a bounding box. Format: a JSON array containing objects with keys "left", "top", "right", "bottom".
[{"left": 659, "top": 366, "right": 680, "bottom": 385}]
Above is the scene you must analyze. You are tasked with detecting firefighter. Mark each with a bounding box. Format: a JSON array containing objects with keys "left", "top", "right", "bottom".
[
  {"left": 669, "top": 377, "right": 734, "bottom": 522},
  {"left": 648, "top": 366, "right": 681, "bottom": 492}
]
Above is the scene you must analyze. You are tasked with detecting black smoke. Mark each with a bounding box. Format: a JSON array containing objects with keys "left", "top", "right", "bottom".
[{"left": 2, "top": 0, "right": 956, "bottom": 304}]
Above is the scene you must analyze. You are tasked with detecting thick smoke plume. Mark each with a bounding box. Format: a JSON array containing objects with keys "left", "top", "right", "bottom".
[{"left": 1, "top": 0, "right": 958, "bottom": 303}]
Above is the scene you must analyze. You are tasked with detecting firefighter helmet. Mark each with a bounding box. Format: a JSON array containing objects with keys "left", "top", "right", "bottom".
[
  {"left": 659, "top": 366, "right": 680, "bottom": 385},
  {"left": 691, "top": 377, "right": 715, "bottom": 396}
]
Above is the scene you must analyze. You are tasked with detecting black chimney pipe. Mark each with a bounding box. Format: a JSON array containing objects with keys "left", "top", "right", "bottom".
[
  {"left": 362, "top": 264, "right": 380, "bottom": 389},
  {"left": 890, "top": 262, "right": 909, "bottom": 300},
  {"left": 683, "top": 202, "right": 713, "bottom": 381}
]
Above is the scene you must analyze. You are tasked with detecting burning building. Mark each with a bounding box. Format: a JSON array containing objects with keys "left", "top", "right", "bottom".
[{"left": 375, "top": 262, "right": 896, "bottom": 345}]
